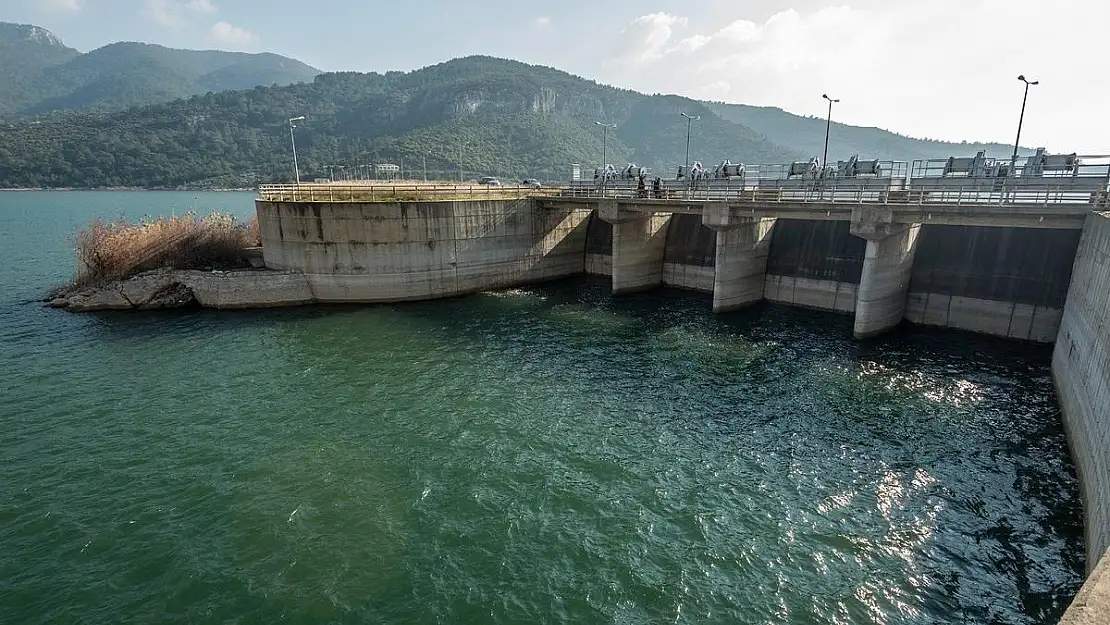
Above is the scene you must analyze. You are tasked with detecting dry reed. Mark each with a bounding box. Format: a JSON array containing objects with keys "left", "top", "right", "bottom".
[{"left": 73, "top": 211, "right": 260, "bottom": 288}]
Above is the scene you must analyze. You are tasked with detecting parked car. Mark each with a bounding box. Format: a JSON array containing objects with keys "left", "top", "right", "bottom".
[
  {"left": 521, "top": 178, "right": 542, "bottom": 188},
  {"left": 477, "top": 176, "right": 502, "bottom": 186}
]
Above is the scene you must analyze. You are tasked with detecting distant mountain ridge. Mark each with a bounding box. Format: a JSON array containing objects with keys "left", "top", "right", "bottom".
[
  {"left": 707, "top": 102, "right": 1028, "bottom": 163},
  {"left": 0, "top": 22, "right": 320, "bottom": 117}
]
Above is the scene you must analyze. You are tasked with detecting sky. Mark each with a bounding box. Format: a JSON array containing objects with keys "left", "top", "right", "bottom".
[{"left": 6, "top": 0, "right": 1108, "bottom": 153}]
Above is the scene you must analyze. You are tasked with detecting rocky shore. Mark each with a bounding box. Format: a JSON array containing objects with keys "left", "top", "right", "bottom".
[{"left": 49, "top": 268, "right": 317, "bottom": 311}]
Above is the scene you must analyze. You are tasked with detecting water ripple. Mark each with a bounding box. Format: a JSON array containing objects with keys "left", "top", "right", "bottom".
[{"left": 0, "top": 198, "right": 1086, "bottom": 624}]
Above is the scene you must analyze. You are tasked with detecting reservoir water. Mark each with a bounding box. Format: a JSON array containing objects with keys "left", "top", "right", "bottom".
[{"left": 0, "top": 191, "right": 1086, "bottom": 624}]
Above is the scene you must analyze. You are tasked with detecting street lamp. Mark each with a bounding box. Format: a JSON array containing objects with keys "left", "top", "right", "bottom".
[
  {"left": 1012, "top": 75, "right": 1039, "bottom": 174},
  {"left": 288, "top": 115, "right": 305, "bottom": 184},
  {"left": 821, "top": 94, "right": 838, "bottom": 177},
  {"left": 595, "top": 121, "right": 617, "bottom": 170},
  {"left": 680, "top": 112, "right": 699, "bottom": 176}
]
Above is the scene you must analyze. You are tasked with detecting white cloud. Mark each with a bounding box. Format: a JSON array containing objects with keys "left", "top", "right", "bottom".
[
  {"left": 609, "top": 12, "right": 688, "bottom": 65},
  {"left": 210, "top": 21, "right": 257, "bottom": 47},
  {"left": 38, "top": 0, "right": 81, "bottom": 11},
  {"left": 142, "top": 0, "right": 217, "bottom": 27},
  {"left": 592, "top": 2, "right": 1110, "bottom": 154},
  {"left": 534, "top": 16, "right": 551, "bottom": 28}
]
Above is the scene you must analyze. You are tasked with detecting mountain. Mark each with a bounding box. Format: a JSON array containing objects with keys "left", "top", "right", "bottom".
[
  {"left": 0, "top": 23, "right": 80, "bottom": 115},
  {"left": 0, "top": 56, "right": 798, "bottom": 188},
  {"left": 707, "top": 102, "right": 1029, "bottom": 163},
  {"left": 0, "top": 22, "right": 320, "bottom": 117},
  {"left": 0, "top": 53, "right": 1038, "bottom": 189}
]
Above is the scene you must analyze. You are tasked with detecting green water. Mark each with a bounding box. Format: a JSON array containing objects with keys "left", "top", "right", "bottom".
[{"left": 0, "top": 192, "right": 1085, "bottom": 624}]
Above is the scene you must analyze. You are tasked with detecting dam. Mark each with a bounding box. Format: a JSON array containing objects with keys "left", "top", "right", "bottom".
[{"left": 253, "top": 160, "right": 1110, "bottom": 621}]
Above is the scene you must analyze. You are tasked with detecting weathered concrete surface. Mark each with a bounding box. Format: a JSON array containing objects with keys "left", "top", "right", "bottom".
[
  {"left": 1054, "top": 212, "right": 1110, "bottom": 572},
  {"left": 601, "top": 209, "right": 672, "bottom": 295},
  {"left": 763, "top": 274, "right": 857, "bottom": 313},
  {"left": 907, "top": 225, "right": 1079, "bottom": 342},
  {"left": 1058, "top": 548, "right": 1110, "bottom": 624},
  {"left": 709, "top": 218, "right": 776, "bottom": 312},
  {"left": 904, "top": 293, "right": 1062, "bottom": 342},
  {"left": 662, "top": 263, "right": 713, "bottom": 293},
  {"left": 852, "top": 223, "right": 921, "bottom": 339},
  {"left": 57, "top": 269, "right": 315, "bottom": 311},
  {"left": 584, "top": 254, "right": 612, "bottom": 277},
  {"left": 257, "top": 199, "right": 591, "bottom": 303}
]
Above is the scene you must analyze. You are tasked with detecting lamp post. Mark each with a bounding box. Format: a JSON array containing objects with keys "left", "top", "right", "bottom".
[
  {"left": 595, "top": 121, "right": 617, "bottom": 170},
  {"left": 423, "top": 153, "right": 427, "bottom": 182},
  {"left": 821, "top": 94, "right": 838, "bottom": 177},
  {"left": 288, "top": 116, "right": 305, "bottom": 184},
  {"left": 680, "top": 112, "right": 699, "bottom": 176},
  {"left": 1012, "top": 75, "right": 1039, "bottom": 174}
]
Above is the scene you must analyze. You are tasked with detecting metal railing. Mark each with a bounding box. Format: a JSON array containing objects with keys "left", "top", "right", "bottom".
[
  {"left": 556, "top": 179, "right": 1110, "bottom": 209},
  {"left": 745, "top": 160, "right": 909, "bottom": 181},
  {"left": 910, "top": 154, "right": 1110, "bottom": 180},
  {"left": 257, "top": 183, "right": 563, "bottom": 202}
]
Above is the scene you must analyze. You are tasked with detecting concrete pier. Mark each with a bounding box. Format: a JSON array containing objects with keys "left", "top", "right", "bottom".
[
  {"left": 598, "top": 200, "right": 672, "bottom": 295},
  {"left": 851, "top": 210, "right": 921, "bottom": 338},
  {"left": 703, "top": 202, "right": 776, "bottom": 312}
]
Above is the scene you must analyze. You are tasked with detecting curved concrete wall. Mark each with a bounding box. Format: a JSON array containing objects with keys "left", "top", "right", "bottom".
[
  {"left": 256, "top": 199, "right": 591, "bottom": 302},
  {"left": 908, "top": 226, "right": 1080, "bottom": 341},
  {"left": 1053, "top": 212, "right": 1110, "bottom": 620}
]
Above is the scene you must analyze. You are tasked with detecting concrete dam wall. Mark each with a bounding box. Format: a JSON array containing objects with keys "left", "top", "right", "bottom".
[
  {"left": 908, "top": 226, "right": 1081, "bottom": 342},
  {"left": 1053, "top": 212, "right": 1110, "bottom": 622},
  {"left": 257, "top": 198, "right": 1084, "bottom": 343},
  {"left": 765, "top": 220, "right": 864, "bottom": 314},
  {"left": 256, "top": 199, "right": 591, "bottom": 302}
]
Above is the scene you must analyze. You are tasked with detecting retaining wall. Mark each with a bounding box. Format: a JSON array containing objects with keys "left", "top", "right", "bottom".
[{"left": 1053, "top": 211, "right": 1110, "bottom": 621}]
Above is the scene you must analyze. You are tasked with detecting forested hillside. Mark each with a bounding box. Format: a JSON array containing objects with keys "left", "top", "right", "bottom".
[{"left": 0, "top": 56, "right": 796, "bottom": 187}]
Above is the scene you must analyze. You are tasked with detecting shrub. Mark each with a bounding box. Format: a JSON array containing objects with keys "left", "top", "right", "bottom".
[{"left": 74, "top": 211, "right": 258, "bottom": 287}]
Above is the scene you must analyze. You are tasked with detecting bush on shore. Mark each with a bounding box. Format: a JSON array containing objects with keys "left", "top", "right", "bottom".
[{"left": 73, "top": 211, "right": 260, "bottom": 288}]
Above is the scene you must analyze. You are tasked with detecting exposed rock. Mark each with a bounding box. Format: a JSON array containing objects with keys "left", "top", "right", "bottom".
[
  {"left": 64, "top": 285, "right": 133, "bottom": 311},
  {"left": 138, "top": 281, "right": 197, "bottom": 310},
  {"left": 53, "top": 268, "right": 315, "bottom": 312}
]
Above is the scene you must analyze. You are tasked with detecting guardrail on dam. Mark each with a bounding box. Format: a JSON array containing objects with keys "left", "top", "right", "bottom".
[{"left": 254, "top": 187, "right": 1110, "bottom": 623}]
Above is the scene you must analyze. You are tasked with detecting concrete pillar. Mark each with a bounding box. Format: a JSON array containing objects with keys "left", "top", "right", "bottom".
[
  {"left": 703, "top": 202, "right": 776, "bottom": 312},
  {"left": 598, "top": 200, "right": 671, "bottom": 295},
  {"left": 851, "top": 213, "right": 921, "bottom": 338}
]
